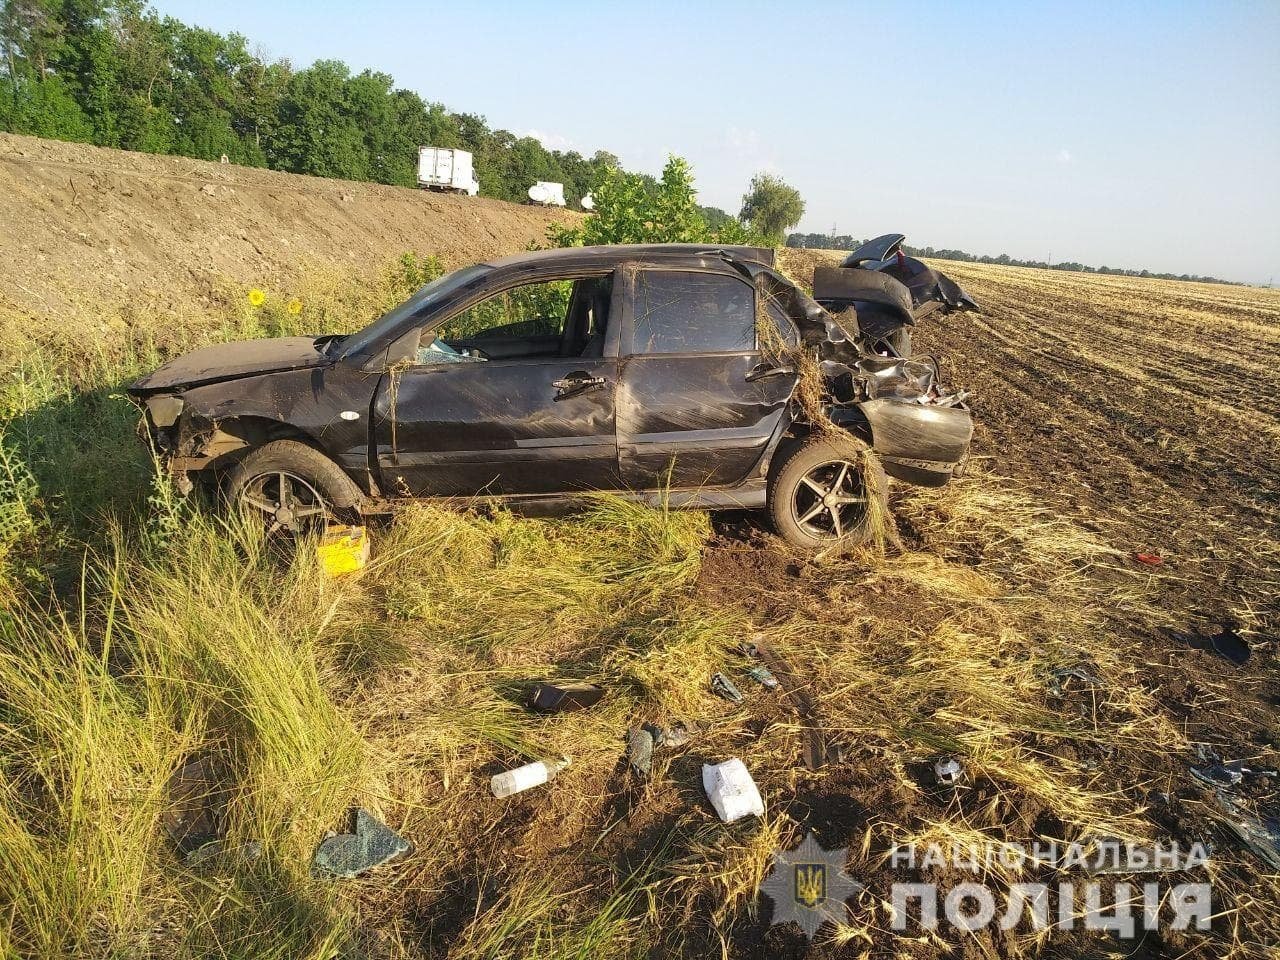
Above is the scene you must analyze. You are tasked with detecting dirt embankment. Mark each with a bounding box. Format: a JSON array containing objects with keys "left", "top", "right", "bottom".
[{"left": 0, "top": 132, "right": 580, "bottom": 326}]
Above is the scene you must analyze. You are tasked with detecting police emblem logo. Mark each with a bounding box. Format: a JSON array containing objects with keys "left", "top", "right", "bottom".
[
  {"left": 794, "top": 862, "right": 826, "bottom": 908},
  {"left": 760, "top": 832, "right": 863, "bottom": 939}
]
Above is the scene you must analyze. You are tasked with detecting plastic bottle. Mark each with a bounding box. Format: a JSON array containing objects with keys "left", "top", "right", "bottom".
[{"left": 490, "top": 756, "right": 571, "bottom": 798}]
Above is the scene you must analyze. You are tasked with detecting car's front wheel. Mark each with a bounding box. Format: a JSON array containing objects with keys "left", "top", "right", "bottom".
[
  {"left": 226, "top": 440, "right": 363, "bottom": 537},
  {"left": 767, "top": 436, "right": 887, "bottom": 550}
]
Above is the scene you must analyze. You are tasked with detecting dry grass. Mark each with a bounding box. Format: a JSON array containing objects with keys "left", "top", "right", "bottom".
[{"left": 1, "top": 253, "right": 1276, "bottom": 957}]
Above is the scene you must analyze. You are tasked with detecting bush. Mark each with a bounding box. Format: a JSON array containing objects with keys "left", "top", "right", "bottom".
[{"left": 550, "top": 156, "right": 766, "bottom": 248}]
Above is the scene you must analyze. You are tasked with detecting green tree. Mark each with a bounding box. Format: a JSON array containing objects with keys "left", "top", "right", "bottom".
[
  {"left": 112, "top": 7, "right": 176, "bottom": 154},
  {"left": 0, "top": 0, "right": 748, "bottom": 226},
  {"left": 553, "top": 155, "right": 766, "bottom": 248},
  {"left": 739, "top": 172, "right": 805, "bottom": 245},
  {"left": 269, "top": 59, "right": 368, "bottom": 180},
  {"left": 0, "top": 0, "right": 93, "bottom": 139}
]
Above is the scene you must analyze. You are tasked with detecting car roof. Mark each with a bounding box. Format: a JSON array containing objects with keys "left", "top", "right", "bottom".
[{"left": 481, "top": 243, "right": 777, "bottom": 271}]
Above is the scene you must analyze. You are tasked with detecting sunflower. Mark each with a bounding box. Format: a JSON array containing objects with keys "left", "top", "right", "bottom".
[
  {"left": 286, "top": 297, "right": 303, "bottom": 315},
  {"left": 247, "top": 288, "right": 266, "bottom": 307}
]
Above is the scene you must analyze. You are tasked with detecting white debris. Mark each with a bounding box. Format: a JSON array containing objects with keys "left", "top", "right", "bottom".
[{"left": 702, "top": 758, "right": 764, "bottom": 822}]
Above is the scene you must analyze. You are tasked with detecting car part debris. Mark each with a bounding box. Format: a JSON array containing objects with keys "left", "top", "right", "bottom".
[
  {"left": 526, "top": 681, "right": 605, "bottom": 713},
  {"left": 1185, "top": 745, "right": 1280, "bottom": 868},
  {"left": 814, "top": 233, "right": 978, "bottom": 358},
  {"left": 1211, "top": 791, "right": 1280, "bottom": 870},
  {"left": 744, "top": 640, "right": 831, "bottom": 770},
  {"left": 1046, "top": 664, "right": 1104, "bottom": 696},
  {"left": 162, "top": 755, "right": 229, "bottom": 857},
  {"left": 934, "top": 757, "right": 966, "bottom": 786},
  {"left": 312, "top": 808, "right": 411, "bottom": 878},
  {"left": 316, "top": 524, "right": 370, "bottom": 577},
  {"left": 747, "top": 665, "right": 779, "bottom": 690},
  {"left": 710, "top": 672, "right": 744, "bottom": 703},
  {"left": 1170, "top": 622, "right": 1250, "bottom": 666},
  {"left": 1189, "top": 744, "right": 1275, "bottom": 790},
  {"left": 651, "top": 723, "right": 691, "bottom": 748},
  {"left": 490, "top": 756, "right": 571, "bottom": 798},
  {"left": 702, "top": 758, "right": 765, "bottom": 822},
  {"left": 1132, "top": 552, "right": 1164, "bottom": 566},
  {"left": 736, "top": 641, "right": 762, "bottom": 659},
  {"left": 627, "top": 727, "right": 654, "bottom": 778},
  {"left": 1190, "top": 755, "right": 1245, "bottom": 789},
  {"left": 760, "top": 644, "right": 829, "bottom": 769},
  {"left": 186, "top": 839, "right": 263, "bottom": 868}
]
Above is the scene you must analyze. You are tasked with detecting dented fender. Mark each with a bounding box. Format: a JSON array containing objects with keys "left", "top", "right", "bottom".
[
  {"left": 145, "top": 364, "right": 382, "bottom": 484},
  {"left": 834, "top": 398, "right": 973, "bottom": 487}
]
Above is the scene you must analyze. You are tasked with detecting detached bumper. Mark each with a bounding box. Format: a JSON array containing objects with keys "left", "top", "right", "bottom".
[{"left": 845, "top": 398, "right": 973, "bottom": 487}]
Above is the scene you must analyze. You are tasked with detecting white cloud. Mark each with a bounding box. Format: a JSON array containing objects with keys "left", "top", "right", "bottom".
[
  {"left": 524, "top": 129, "right": 575, "bottom": 152},
  {"left": 1056, "top": 148, "right": 1074, "bottom": 165}
]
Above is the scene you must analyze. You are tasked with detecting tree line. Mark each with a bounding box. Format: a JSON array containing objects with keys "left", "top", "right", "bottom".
[
  {"left": 0, "top": 0, "right": 813, "bottom": 235},
  {"left": 0, "top": 0, "right": 811, "bottom": 241},
  {"left": 0, "top": 0, "right": 624, "bottom": 205},
  {"left": 785, "top": 233, "right": 1236, "bottom": 285}
]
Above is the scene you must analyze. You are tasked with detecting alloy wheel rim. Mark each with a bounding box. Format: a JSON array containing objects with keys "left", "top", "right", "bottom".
[
  {"left": 792, "top": 459, "right": 868, "bottom": 540},
  {"left": 238, "top": 471, "right": 329, "bottom": 537}
]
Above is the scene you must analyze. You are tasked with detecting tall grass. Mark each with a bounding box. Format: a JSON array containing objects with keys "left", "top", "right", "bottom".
[{"left": 0, "top": 509, "right": 372, "bottom": 956}]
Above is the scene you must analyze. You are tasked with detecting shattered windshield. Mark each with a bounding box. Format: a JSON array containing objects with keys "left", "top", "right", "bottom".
[{"left": 338, "top": 264, "right": 492, "bottom": 358}]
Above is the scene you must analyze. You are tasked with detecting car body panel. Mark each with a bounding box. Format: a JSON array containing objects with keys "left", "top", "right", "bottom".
[
  {"left": 818, "top": 235, "right": 979, "bottom": 355},
  {"left": 616, "top": 352, "right": 792, "bottom": 488},
  {"left": 614, "top": 264, "right": 796, "bottom": 489},
  {"left": 131, "top": 336, "right": 328, "bottom": 394},
  {"left": 840, "top": 233, "right": 906, "bottom": 268},
  {"left": 371, "top": 356, "right": 622, "bottom": 496},
  {"left": 836, "top": 398, "right": 973, "bottom": 486},
  {"left": 168, "top": 364, "right": 381, "bottom": 482}
]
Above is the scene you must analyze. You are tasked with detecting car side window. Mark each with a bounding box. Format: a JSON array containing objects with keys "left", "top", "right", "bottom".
[
  {"left": 631, "top": 270, "right": 755, "bottom": 355},
  {"left": 433, "top": 279, "right": 574, "bottom": 345}
]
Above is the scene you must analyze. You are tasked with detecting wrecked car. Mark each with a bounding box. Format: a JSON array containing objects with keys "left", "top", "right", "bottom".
[
  {"left": 129, "top": 239, "right": 977, "bottom": 549},
  {"left": 815, "top": 232, "right": 978, "bottom": 358}
]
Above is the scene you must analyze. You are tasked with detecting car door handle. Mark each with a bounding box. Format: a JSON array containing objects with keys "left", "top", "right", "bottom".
[
  {"left": 746, "top": 362, "right": 796, "bottom": 382},
  {"left": 552, "top": 372, "right": 607, "bottom": 400}
]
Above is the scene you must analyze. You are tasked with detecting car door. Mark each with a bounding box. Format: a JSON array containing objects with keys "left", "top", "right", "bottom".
[
  {"left": 615, "top": 265, "right": 797, "bottom": 490},
  {"left": 371, "top": 274, "right": 622, "bottom": 497}
]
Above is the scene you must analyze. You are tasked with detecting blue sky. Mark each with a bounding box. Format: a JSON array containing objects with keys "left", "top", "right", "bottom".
[{"left": 153, "top": 0, "right": 1279, "bottom": 284}]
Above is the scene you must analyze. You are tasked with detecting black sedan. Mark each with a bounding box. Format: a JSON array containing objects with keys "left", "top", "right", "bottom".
[{"left": 129, "top": 240, "right": 975, "bottom": 549}]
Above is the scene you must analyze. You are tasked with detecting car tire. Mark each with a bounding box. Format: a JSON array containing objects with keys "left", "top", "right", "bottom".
[
  {"left": 226, "top": 439, "right": 363, "bottom": 536},
  {"left": 767, "top": 435, "right": 887, "bottom": 550}
]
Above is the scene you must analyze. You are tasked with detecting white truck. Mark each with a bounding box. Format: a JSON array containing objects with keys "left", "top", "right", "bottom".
[
  {"left": 417, "top": 147, "right": 479, "bottom": 196},
  {"left": 527, "top": 181, "right": 566, "bottom": 207}
]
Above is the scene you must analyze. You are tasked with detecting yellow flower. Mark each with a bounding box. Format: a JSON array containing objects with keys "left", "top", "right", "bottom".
[
  {"left": 286, "top": 297, "right": 303, "bottom": 315},
  {"left": 247, "top": 288, "right": 266, "bottom": 307}
]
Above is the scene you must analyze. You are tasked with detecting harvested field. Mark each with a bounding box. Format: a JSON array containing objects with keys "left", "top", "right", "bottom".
[{"left": 0, "top": 136, "right": 1277, "bottom": 959}]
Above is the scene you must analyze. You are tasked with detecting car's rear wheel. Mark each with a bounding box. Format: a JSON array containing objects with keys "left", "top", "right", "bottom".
[
  {"left": 767, "top": 436, "right": 887, "bottom": 550},
  {"left": 226, "top": 440, "right": 362, "bottom": 537}
]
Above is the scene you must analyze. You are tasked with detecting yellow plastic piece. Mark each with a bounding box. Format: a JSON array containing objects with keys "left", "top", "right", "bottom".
[{"left": 316, "top": 525, "right": 369, "bottom": 577}]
